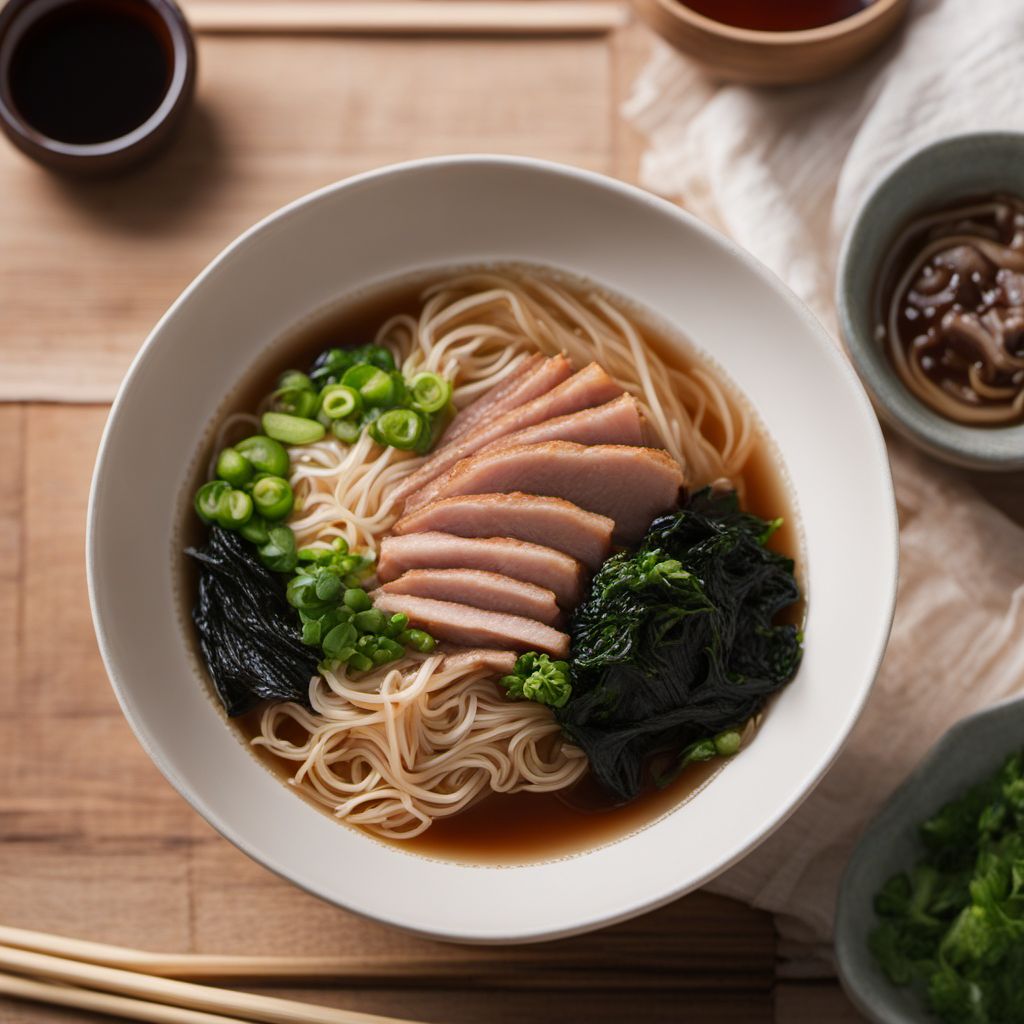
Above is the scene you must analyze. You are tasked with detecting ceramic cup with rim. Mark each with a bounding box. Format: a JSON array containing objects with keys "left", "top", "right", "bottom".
[
  {"left": 631, "top": 0, "right": 910, "bottom": 86},
  {"left": 0, "top": 0, "right": 196, "bottom": 174},
  {"left": 88, "top": 156, "right": 898, "bottom": 942},
  {"left": 837, "top": 131, "right": 1024, "bottom": 472}
]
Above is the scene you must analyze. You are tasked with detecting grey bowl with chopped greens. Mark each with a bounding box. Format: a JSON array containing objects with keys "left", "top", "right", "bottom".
[{"left": 836, "top": 696, "right": 1024, "bottom": 1024}]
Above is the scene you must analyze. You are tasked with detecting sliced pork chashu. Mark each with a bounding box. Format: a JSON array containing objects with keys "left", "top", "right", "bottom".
[
  {"left": 395, "top": 362, "right": 622, "bottom": 508},
  {"left": 377, "top": 569, "right": 561, "bottom": 626},
  {"left": 440, "top": 353, "right": 571, "bottom": 445},
  {"left": 377, "top": 532, "right": 585, "bottom": 609},
  {"left": 394, "top": 492, "right": 613, "bottom": 570},
  {"left": 476, "top": 393, "right": 646, "bottom": 458},
  {"left": 440, "top": 648, "right": 518, "bottom": 676},
  {"left": 404, "top": 441, "right": 684, "bottom": 545},
  {"left": 371, "top": 592, "right": 570, "bottom": 658}
]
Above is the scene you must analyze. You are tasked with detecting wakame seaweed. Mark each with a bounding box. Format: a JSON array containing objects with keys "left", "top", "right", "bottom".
[
  {"left": 187, "top": 526, "right": 319, "bottom": 716},
  {"left": 557, "top": 489, "right": 802, "bottom": 803}
]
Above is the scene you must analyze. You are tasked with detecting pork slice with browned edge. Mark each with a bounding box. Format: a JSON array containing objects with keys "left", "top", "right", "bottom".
[
  {"left": 395, "top": 362, "right": 622, "bottom": 509},
  {"left": 394, "top": 492, "right": 613, "bottom": 570},
  {"left": 376, "top": 532, "right": 585, "bottom": 609},
  {"left": 407, "top": 442, "right": 685, "bottom": 545},
  {"left": 377, "top": 569, "right": 561, "bottom": 626},
  {"left": 371, "top": 592, "right": 570, "bottom": 658},
  {"left": 440, "top": 353, "right": 569, "bottom": 445}
]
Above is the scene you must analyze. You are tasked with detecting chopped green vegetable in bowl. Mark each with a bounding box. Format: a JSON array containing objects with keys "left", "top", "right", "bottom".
[
  {"left": 501, "top": 652, "right": 572, "bottom": 708},
  {"left": 869, "top": 751, "right": 1024, "bottom": 1023}
]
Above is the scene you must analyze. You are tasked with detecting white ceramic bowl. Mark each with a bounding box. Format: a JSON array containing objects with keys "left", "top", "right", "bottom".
[{"left": 88, "top": 156, "right": 898, "bottom": 943}]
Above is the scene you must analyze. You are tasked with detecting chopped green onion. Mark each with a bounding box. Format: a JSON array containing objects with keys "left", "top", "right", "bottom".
[
  {"left": 278, "top": 370, "right": 314, "bottom": 392},
  {"left": 239, "top": 514, "right": 270, "bottom": 546},
  {"left": 261, "top": 412, "right": 326, "bottom": 446},
  {"left": 341, "top": 365, "right": 395, "bottom": 407},
  {"left": 258, "top": 525, "right": 298, "bottom": 573},
  {"left": 384, "top": 613, "right": 409, "bottom": 638},
  {"left": 714, "top": 730, "right": 742, "bottom": 756},
  {"left": 331, "top": 419, "right": 361, "bottom": 444},
  {"left": 215, "top": 489, "right": 254, "bottom": 530},
  {"left": 251, "top": 475, "right": 294, "bottom": 521},
  {"left": 194, "top": 480, "right": 232, "bottom": 523},
  {"left": 320, "top": 384, "right": 362, "bottom": 421},
  {"left": 322, "top": 621, "right": 358, "bottom": 660},
  {"left": 315, "top": 573, "right": 341, "bottom": 602},
  {"left": 215, "top": 447, "right": 253, "bottom": 487},
  {"left": 353, "top": 608, "right": 387, "bottom": 634},
  {"left": 348, "top": 652, "right": 374, "bottom": 672},
  {"left": 409, "top": 372, "right": 451, "bottom": 414},
  {"left": 372, "top": 408, "right": 425, "bottom": 451},
  {"left": 272, "top": 386, "right": 320, "bottom": 419},
  {"left": 343, "top": 588, "right": 372, "bottom": 612},
  {"left": 402, "top": 628, "right": 436, "bottom": 654},
  {"left": 235, "top": 435, "right": 290, "bottom": 477}
]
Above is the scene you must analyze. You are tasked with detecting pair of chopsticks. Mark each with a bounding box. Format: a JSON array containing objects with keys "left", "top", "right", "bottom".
[
  {"left": 0, "top": 924, "right": 421, "bottom": 1024},
  {"left": 183, "top": 1, "right": 628, "bottom": 36}
]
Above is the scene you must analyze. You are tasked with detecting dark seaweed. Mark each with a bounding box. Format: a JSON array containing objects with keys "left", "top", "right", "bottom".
[
  {"left": 556, "top": 489, "right": 802, "bottom": 803},
  {"left": 187, "top": 526, "right": 319, "bottom": 716}
]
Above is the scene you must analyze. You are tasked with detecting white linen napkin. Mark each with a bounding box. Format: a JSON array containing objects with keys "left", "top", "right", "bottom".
[{"left": 624, "top": 0, "right": 1024, "bottom": 973}]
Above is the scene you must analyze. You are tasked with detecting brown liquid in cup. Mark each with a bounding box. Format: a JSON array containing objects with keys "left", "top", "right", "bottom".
[
  {"left": 8, "top": 0, "right": 172, "bottom": 145},
  {"left": 682, "top": 0, "right": 871, "bottom": 32}
]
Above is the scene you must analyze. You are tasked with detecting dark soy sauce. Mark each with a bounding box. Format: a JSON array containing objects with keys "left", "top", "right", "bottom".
[
  {"left": 187, "top": 268, "right": 805, "bottom": 866},
  {"left": 683, "top": 0, "right": 871, "bottom": 32},
  {"left": 9, "top": 0, "right": 172, "bottom": 144}
]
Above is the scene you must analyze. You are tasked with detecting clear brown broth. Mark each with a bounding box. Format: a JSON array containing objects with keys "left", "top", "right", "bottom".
[{"left": 182, "top": 266, "right": 805, "bottom": 865}]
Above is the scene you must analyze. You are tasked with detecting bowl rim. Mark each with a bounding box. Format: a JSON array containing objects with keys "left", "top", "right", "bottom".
[
  {"left": 87, "top": 154, "right": 899, "bottom": 943},
  {"left": 835, "top": 129, "right": 1024, "bottom": 472},
  {"left": 646, "top": 0, "right": 907, "bottom": 45}
]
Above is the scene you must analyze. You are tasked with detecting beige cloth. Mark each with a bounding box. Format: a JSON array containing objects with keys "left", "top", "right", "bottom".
[{"left": 624, "top": 0, "right": 1024, "bottom": 972}]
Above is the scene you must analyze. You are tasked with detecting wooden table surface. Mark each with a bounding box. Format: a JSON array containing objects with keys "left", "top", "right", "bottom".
[{"left": 0, "top": 8, "right": 865, "bottom": 1022}]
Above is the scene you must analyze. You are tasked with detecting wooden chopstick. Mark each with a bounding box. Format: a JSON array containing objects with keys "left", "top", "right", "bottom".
[
  {"left": 0, "top": 944, "right": 417, "bottom": 1024},
  {"left": 183, "top": 1, "right": 628, "bottom": 36},
  {"left": 0, "top": 970, "right": 256, "bottom": 1024},
  {"left": 0, "top": 924, "right": 364, "bottom": 981}
]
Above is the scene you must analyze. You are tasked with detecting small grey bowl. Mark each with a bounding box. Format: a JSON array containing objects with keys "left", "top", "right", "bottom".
[
  {"left": 836, "top": 131, "right": 1024, "bottom": 471},
  {"left": 834, "top": 695, "right": 1024, "bottom": 1024}
]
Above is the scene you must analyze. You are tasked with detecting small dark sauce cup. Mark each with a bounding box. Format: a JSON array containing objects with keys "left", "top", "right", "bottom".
[{"left": 0, "top": 0, "right": 196, "bottom": 174}]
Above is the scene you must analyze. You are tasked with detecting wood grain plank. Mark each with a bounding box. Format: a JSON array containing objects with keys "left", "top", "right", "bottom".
[
  {"left": 0, "top": 33, "right": 609, "bottom": 403},
  {"left": 609, "top": 20, "right": 653, "bottom": 184},
  {"left": 775, "top": 981, "right": 868, "bottom": 1023},
  {"left": 0, "top": 408, "right": 24, "bottom": 710}
]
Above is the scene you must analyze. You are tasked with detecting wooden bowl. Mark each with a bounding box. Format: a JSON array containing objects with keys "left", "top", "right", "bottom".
[{"left": 631, "top": 0, "right": 911, "bottom": 85}]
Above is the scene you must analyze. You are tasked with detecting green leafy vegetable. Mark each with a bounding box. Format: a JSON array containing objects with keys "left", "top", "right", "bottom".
[
  {"left": 501, "top": 652, "right": 572, "bottom": 708},
  {"left": 557, "top": 488, "right": 802, "bottom": 803},
  {"left": 869, "top": 751, "right": 1024, "bottom": 1024}
]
